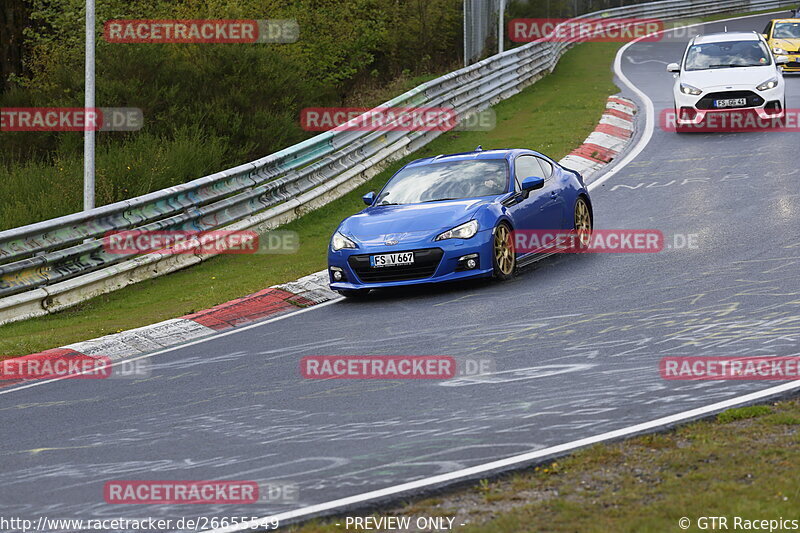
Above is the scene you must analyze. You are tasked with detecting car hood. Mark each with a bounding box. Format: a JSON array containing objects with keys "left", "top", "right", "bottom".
[
  {"left": 681, "top": 66, "right": 778, "bottom": 90},
  {"left": 340, "top": 198, "right": 494, "bottom": 240},
  {"left": 772, "top": 38, "right": 800, "bottom": 51}
]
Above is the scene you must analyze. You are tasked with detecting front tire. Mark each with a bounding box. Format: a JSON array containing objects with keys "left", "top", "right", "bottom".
[
  {"left": 492, "top": 223, "right": 516, "bottom": 280},
  {"left": 574, "top": 196, "right": 593, "bottom": 249}
]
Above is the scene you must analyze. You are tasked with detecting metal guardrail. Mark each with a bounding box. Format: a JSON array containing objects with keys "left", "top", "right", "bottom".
[{"left": 0, "top": 0, "right": 794, "bottom": 325}]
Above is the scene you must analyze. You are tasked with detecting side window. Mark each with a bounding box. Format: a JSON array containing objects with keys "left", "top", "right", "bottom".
[
  {"left": 535, "top": 157, "right": 553, "bottom": 180},
  {"left": 514, "top": 156, "right": 543, "bottom": 189}
]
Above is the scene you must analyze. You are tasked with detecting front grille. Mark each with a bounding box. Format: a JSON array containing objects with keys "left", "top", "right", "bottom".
[
  {"left": 349, "top": 248, "right": 444, "bottom": 283},
  {"left": 696, "top": 91, "right": 764, "bottom": 110}
]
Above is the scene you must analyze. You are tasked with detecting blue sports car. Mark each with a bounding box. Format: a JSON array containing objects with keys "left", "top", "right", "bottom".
[{"left": 327, "top": 147, "right": 593, "bottom": 298}]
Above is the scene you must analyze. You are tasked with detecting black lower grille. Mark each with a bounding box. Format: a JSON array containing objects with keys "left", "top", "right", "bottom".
[
  {"left": 349, "top": 248, "right": 444, "bottom": 283},
  {"left": 696, "top": 91, "right": 764, "bottom": 110}
]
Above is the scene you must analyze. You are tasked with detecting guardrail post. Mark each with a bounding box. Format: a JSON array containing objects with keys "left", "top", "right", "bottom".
[{"left": 84, "top": 0, "right": 96, "bottom": 212}]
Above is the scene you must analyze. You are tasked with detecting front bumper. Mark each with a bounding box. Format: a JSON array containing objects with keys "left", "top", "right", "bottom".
[
  {"left": 775, "top": 54, "right": 800, "bottom": 71},
  {"left": 673, "top": 84, "right": 785, "bottom": 126},
  {"left": 328, "top": 229, "right": 495, "bottom": 290}
]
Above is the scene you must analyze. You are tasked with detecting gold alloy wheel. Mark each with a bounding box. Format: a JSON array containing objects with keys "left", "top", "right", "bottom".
[
  {"left": 575, "top": 197, "right": 592, "bottom": 246},
  {"left": 494, "top": 224, "right": 515, "bottom": 276}
]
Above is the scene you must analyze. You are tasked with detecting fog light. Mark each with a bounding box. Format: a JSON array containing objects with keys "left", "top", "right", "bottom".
[
  {"left": 456, "top": 253, "right": 479, "bottom": 271},
  {"left": 764, "top": 100, "right": 782, "bottom": 116},
  {"left": 679, "top": 107, "right": 697, "bottom": 121},
  {"left": 330, "top": 266, "right": 344, "bottom": 281}
]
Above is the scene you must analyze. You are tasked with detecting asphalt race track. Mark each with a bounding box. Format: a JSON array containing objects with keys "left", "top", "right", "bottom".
[{"left": 2, "top": 12, "right": 799, "bottom": 532}]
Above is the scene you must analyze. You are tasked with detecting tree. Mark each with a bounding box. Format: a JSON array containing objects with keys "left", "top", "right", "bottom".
[{"left": 0, "top": 0, "right": 31, "bottom": 93}]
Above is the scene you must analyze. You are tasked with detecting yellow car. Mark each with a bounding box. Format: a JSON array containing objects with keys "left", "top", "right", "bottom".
[{"left": 763, "top": 18, "right": 800, "bottom": 72}]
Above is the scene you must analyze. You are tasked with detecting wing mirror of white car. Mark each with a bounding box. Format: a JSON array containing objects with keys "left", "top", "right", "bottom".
[
  {"left": 775, "top": 56, "right": 789, "bottom": 65},
  {"left": 666, "top": 63, "right": 680, "bottom": 73}
]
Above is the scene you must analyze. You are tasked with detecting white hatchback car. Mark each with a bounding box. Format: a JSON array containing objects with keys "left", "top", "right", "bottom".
[{"left": 667, "top": 31, "right": 787, "bottom": 131}]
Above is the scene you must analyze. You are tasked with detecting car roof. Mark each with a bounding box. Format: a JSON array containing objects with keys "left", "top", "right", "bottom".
[
  {"left": 405, "top": 148, "right": 546, "bottom": 168},
  {"left": 693, "top": 31, "right": 761, "bottom": 44},
  {"left": 771, "top": 19, "right": 800, "bottom": 24}
]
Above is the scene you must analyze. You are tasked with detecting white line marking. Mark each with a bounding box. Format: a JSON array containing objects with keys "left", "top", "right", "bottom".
[
  {"left": 207, "top": 10, "right": 796, "bottom": 532},
  {"left": 0, "top": 298, "right": 341, "bottom": 396}
]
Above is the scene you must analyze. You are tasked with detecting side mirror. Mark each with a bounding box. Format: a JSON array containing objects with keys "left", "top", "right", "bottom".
[
  {"left": 666, "top": 62, "right": 680, "bottom": 73},
  {"left": 762, "top": 34, "right": 769, "bottom": 40},
  {"left": 776, "top": 56, "right": 789, "bottom": 65},
  {"left": 521, "top": 176, "right": 545, "bottom": 192},
  {"left": 362, "top": 191, "right": 376, "bottom": 206}
]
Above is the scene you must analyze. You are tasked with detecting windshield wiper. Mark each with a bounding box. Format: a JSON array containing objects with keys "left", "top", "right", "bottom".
[
  {"left": 422, "top": 197, "right": 459, "bottom": 203},
  {"left": 705, "top": 63, "right": 754, "bottom": 69},
  {"left": 377, "top": 201, "right": 400, "bottom": 206}
]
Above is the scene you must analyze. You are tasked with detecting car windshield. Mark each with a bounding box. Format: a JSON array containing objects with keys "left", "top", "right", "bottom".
[
  {"left": 374, "top": 159, "right": 509, "bottom": 205},
  {"left": 773, "top": 22, "right": 800, "bottom": 39},
  {"left": 684, "top": 40, "right": 772, "bottom": 70}
]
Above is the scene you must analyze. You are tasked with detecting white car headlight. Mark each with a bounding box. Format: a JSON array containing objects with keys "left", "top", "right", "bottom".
[
  {"left": 435, "top": 220, "right": 479, "bottom": 241},
  {"left": 331, "top": 231, "right": 356, "bottom": 251},
  {"left": 756, "top": 77, "right": 779, "bottom": 91},
  {"left": 680, "top": 83, "right": 702, "bottom": 96},
  {"left": 773, "top": 47, "right": 788, "bottom": 55}
]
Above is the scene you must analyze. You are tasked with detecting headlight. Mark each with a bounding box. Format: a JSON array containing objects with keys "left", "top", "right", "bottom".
[
  {"left": 680, "top": 83, "right": 702, "bottom": 96},
  {"left": 757, "top": 77, "right": 779, "bottom": 91},
  {"left": 435, "top": 220, "right": 479, "bottom": 241},
  {"left": 773, "top": 47, "right": 788, "bottom": 55},
  {"left": 331, "top": 231, "right": 356, "bottom": 251}
]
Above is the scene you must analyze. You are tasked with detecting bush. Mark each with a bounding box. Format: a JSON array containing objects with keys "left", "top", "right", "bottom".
[{"left": 0, "top": 0, "right": 462, "bottom": 228}]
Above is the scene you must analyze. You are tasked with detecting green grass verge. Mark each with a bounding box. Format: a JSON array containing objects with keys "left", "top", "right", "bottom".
[
  {"left": 0, "top": 40, "right": 622, "bottom": 358},
  {"left": 288, "top": 399, "right": 800, "bottom": 533}
]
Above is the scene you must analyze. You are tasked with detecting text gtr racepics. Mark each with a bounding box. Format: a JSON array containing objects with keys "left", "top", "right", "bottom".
[{"left": 327, "top": 147, "right": 593, "bottom": 298}]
